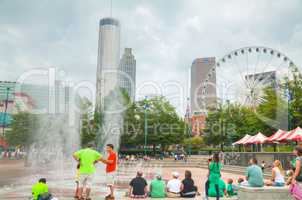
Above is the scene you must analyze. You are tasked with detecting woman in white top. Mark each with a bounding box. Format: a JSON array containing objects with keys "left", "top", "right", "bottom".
[{"left": 266, "top": 160, "right": 285, "bottom": 186}]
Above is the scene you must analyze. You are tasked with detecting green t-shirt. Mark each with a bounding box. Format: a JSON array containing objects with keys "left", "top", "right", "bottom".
[
  {"left": 209, "top": 162, "right": 222, "bottom": 184},
  {"left": 150, "top": 179, "right": 166, "bottom": 198},
  {"left": 32, "top": 182, "right": 48, "bottom": 200},
  {"left": 227, "top": 184, "right": 238, "bottom": 196},
  {"left": 245, "top": 165, "right": 264, "bottom": 187},
  {"left": 208, "top": 179, "right": 226, "bottom": 197},
  {"left": 74, "top": 148, "right": 102, "bottom": 174}
]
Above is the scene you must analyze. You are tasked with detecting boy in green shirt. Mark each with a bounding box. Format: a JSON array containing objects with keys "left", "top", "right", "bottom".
[
  {"left": 73, "top": 143, "right": 102, "bottom": 200},
  {"left": 32, "top": 178, "right": 49, "bottom": 200},
  {"left": 150, "top": 174, "right": 166, "bottom": 198}
]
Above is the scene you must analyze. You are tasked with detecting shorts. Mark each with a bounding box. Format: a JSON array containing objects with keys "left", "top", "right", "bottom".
[
  {"left": 106, "top": 172, "right": 116, "bottom": 186},
  {"left": 273, "top": 182, "right": 285, "bottom": 187},
  {"left": 79, "top": 174, "right": 94, "bottom": 188}
]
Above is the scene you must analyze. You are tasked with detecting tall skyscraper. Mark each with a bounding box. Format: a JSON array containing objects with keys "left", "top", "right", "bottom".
[
  {"left": 96, "top": 18, "right": 121, "bottom": 112},
  {"left": 119, "top": 48, "right": 136, "bottom": 101},
  {"left": 190, "top": 57, "right": 216, "bottom": 114}
]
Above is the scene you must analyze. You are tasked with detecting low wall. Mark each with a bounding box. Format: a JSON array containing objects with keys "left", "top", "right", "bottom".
[
  {"left": 224, "top": 152, "right": 295, "bottom": 169},
  {"left": 238, "top": 186, "right": 294, "bottom": 200}
]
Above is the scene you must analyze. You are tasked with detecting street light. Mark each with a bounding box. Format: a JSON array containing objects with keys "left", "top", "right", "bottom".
[
  {"left": 2, "top": 87, "right": 10, "bottom": 135},
  {"left": 144, "top": 96, "right": 149, "bottom": 156}
]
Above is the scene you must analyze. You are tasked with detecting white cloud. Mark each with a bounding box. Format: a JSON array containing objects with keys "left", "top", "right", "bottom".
[{"left": 0, "top": 0, "right": 301, "bottom": 115}]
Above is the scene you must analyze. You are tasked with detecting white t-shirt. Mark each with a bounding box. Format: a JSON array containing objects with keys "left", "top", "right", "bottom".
[
  {"left": 167, "top": 178, "right": 181, "bottom": 193},
  {"left": 273, "top": 167, "right": 285, "bottom": 183}
]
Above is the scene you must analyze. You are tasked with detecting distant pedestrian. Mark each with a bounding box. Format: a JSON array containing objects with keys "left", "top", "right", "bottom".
[{"left": 261, "top": 161, "right": 266, "bottom": 172}]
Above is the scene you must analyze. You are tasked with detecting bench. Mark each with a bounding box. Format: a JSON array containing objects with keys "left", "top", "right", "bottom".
[{"left": 238, "top": 186, "right": 294, "bottom": 200}]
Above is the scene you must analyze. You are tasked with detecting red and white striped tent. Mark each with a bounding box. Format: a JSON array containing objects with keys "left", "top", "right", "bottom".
[
  {"left": 277, "top": 127, "right": 302, "bottom": 142},
  {"left": 245, "top": 132, "right": 268, "bottom": 144},
  {"left": 232, "top": 134, "right": 252, "bottom": 145},
  {"left": 266, "top": 129, "right": 287, "bottom": 143}
]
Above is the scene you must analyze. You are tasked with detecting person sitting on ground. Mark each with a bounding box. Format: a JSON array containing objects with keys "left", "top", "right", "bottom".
[
  {"left": 208, "top": 178, "right": 227, "bottom": 198},
  {"left": 150, "top": 173, "right": 166, "bottom": 198},
  {"left": 129, "top": 171, "right": 148, "bottom": 198},
  {"left": 32, "top": 178, "right": 50, "bottom": 200},
  {"left": 237, "top": 177, "right": 245, "bottom": 186},
  {"left": 265, "top": 160, "right": 285, "bottom": 187},
  {"left": 180, "top": 170, "right": 198, "bottom": 198},
  {"left": 243, "top": 158, "right": 264, "bottom": 187},
  {"left": 166, "top": 171, "right": 181, "bottom": 198},
  {"left": 226, "top": 178, "right": 238, "bottom": 196}
]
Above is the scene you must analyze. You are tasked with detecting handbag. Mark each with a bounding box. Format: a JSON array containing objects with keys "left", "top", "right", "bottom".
[{"left": 290, "top": 183, "right": 302, "bottom": 200}]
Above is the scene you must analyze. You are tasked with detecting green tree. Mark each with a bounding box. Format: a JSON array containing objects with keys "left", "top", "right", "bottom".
[
  {"left": 183, "top": 136, "right": 205, "bottom": 151},
  {"left": 5, "top": 112, "right": 38, "bottom": 148},
  {"left": 288, "top": 66, "right": 302, "bottom": 129},
  {"left": 120, "top": 96, "right": 186, "bottom": 153},
  {"left": 78, "top": 96, "right": 96, "bottom": 146}
]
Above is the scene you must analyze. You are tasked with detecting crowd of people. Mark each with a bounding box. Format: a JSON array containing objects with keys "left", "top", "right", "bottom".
[
  {"left": 0, "top": 149, "right": 25, "bottom": 160},
  {"left": 30, "top": 145, "right": 302, "bottom": 200}
]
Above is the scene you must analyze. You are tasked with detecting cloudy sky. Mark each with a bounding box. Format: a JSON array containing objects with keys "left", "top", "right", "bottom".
[{"left": 0, "top": 0, "right": 302, "bottom": 114}]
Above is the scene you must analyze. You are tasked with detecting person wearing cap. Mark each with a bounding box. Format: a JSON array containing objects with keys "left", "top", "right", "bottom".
[
  {"left": 150, "top": 173, "right": 166, "bottom": 198},
  {"left": 166, "top": 172, "right": 181, "bottom": 198},
  {"left": 129, "top": 171, "right": 148, "bottom": 198}
]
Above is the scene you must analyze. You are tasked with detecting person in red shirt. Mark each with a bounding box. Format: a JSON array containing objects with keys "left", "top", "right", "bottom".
[{"left": 101, "top": 144, "right": 117, "bottom": 199}]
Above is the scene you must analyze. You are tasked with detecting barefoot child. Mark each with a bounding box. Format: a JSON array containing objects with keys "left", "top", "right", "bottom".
[{"left": 74, "top": 162, "right": 80, "bottom": 199}]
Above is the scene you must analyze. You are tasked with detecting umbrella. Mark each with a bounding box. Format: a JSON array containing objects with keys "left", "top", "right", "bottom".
[
  {"left": 266, "top": 129, "right": 287, "bottom": 143},
  {"left": 233, "top": 134, "right": 252, "bottom": 145},
  {"left": 246, "top": 132, "right": 268, "bottom": 144}
]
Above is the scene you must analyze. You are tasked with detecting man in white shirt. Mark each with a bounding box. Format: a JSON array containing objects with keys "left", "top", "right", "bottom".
[{"left": 166, "top": 171, "right": 181, "bottom": 198}]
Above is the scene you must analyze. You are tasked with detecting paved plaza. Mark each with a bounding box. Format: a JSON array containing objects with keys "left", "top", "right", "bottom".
[{"left": 0, "top": 159, "right": 242, "bottom": 200}]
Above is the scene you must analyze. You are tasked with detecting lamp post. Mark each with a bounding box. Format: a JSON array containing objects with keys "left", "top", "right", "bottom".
[
  {"left": 2, "top": 87, "right": 10, "bottom": 135},
  {"left": 144, "top": 96, "right": 149, "bottom": 156},
  {"left": 287, "top": 82, "right": 292, "bottom": 131}
]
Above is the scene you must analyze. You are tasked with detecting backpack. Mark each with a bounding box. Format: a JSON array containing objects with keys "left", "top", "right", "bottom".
[{"left": 290, "top": 183, "right": 302, "bottom": 200}]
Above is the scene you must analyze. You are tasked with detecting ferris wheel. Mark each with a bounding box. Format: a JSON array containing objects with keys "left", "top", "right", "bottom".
[{"left": 200, "top": 46, "right": 296, "bottom": 110}]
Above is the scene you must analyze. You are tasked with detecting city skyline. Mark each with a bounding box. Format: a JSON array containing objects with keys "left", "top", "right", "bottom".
[
  {"left": 96, "top": 17, "right": 120, "bottom": 112},
  {"left": 0, "top": 0, "right": 302, "bottom": 115},
  {"left": 119, "top": 48, "right": 136, "bottom": 101}
]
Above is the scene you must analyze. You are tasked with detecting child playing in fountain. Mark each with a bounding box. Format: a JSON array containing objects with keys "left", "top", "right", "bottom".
[
  {"left": 226, "top": 178, "right": 238, "bottom": 196},
  {"left": 32, "top": 178, "right": 52, "bottom": 200},
  {"left": 74, "top": 162, "right": 80, "bottom": 199}
]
